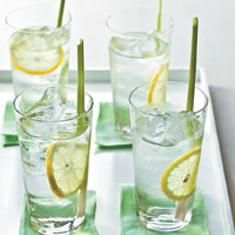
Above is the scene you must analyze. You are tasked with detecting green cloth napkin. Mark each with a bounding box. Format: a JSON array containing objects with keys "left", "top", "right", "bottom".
[
  {"left": 1, "top": 101, "right": 18, "bottom": 147},
  {"left": 121, "top": 186, "right": 209, "bottom": 235},
  {"left": 96, "top": 102, "right": 132, "bottom": 149},
  {"left": 20, "top": 191, "right": 99, "bottom": 235}
]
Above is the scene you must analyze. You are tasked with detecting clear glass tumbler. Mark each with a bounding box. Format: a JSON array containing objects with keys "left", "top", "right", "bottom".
[
  {"left": 6, "top": 4, "right": 71, "bottom": 95},
  {"left": 129, "top": 81, "right": 208, "bottom": 232},
  {"left": 106, "top": 8, "right": 174, "bottom": 137},
  {"left": 13, "top": 85, "right": 93, "bottom": 234}
]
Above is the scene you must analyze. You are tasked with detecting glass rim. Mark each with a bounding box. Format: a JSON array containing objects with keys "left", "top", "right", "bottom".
[
  {"left": 128, "top": 80, "right": 209, "bottom": 115},
  {"left": 5, "top": 3, "right": 72, "bottom": 33},
  {"left": 106, "top": 8, "right": 174, "bottom": 38},
  {"left": 13, "top": 85, "right": 94, "bottom": 124}
]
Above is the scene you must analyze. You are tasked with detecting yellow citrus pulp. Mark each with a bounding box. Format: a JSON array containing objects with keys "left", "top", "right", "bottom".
[
  {"left": 45, "top": 142, "right": 88, "bottom": 198},
  {"left": 160, "top": 147, "right": 201, "bottom": 201},
  {"left": 11, "top": 44, "right": 64, "bottom": 76}
]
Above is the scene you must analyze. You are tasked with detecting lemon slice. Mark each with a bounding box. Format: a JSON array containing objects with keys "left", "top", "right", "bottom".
[
  {"left": 46, "top": 142, "right": 88, "bottom": 198},
  {"left": 161, "top": 146, "right": 201, "bottom": 201},
  {"left": 10, "top": 44, "right": 64, "bottom": 76},
  {"left": 147, "top": 64, "right": 166, "bottom": 105}
]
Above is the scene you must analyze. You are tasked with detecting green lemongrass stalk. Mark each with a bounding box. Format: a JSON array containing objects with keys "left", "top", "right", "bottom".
[
  {"left": 77, "top": 40, "right": 88, "bottom": 135},
  {"left": 78, "top": 160, "right": 89, "bottom": 217},
  {"left": 175, "top": 17, "right": 199, "bottom": 221},
  {"left": 77, "top": 40, "right": 88, "bottom": 217},
  {"left": 77, "top": 40, "right": 85, "bottom": 114},
  {"left": 57, "top": 0, "right": 66, "bottom": 27},
  {"left": 186, "top": 17, "right": 199, "bottom": 111},
  {"left": 57, "top": 0, "right": 67, "bottom": 100},
  {"left": 157, "top": 0, "right": 163, "bottom": 32}
]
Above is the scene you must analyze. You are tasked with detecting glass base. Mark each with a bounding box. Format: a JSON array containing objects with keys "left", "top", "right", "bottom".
[
  {"left": 137, "top": 207, "right": 192, "bottom": 232},
  {"left": 30, "top": 215, "right": 85, "bottom": 235}
]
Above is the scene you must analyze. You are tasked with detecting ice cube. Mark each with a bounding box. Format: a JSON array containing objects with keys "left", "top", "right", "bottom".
[
  {"left": 131, "top": 33, "right": 169, "bottom": 58},
  {"left": 141, "top": 107, "right": 202, "bottom": 147},
  {"left": 110, "top": 37, "right": 140, "bottom": 55},
  {"left": 21, "top": 139, "right": 47, "bottom": 174},
  {"left": 142, "top": 111, "right": 168, "bottom": 145},
  {"left": 163, "top": 112, "right": 202, "bottom": 145},
  {"left": 111, "top": 32, "right": 169, "bottom": 58},
  {"left": 24, "top": 87, "right": 64, "bottom": 121}
]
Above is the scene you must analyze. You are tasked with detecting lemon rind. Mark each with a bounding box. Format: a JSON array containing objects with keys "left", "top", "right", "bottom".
[
  {"left": 160, "top": 146, "right": 201, "bottom": 201},
  {"left": 11, "top": 46, "right": 64, "bottom": 76},
  {"left": 147, "top": 64, "right": 166, "bottom": 105}
]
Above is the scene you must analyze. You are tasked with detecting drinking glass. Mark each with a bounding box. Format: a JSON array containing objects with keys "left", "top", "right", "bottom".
[
  {"left": 106, "top": 8, "right": 174, "bottom": 137},
  {"left": 6, "top": 4, "right": 71, "bottom": 95},
  {"left": 129, "top": 81, "right": 208, "bottom": 232},
  {"left": 13, "top": 85, "right": 93, "bottom": 234}
]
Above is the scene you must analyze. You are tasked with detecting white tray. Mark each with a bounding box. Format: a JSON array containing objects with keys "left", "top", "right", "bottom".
[{"left": 0, "top": 69, "right": 234, "bottom": 235}]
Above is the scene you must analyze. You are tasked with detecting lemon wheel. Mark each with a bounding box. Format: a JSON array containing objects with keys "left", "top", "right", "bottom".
[
  {"left": 46, "top": 142, "right": 88, "bottom": 198},
  {"left": 11, "top": 45, "right": 64, "bottom": 76},
  {"left": 161, "top": 146, "right": 201, "bottom": 201}
]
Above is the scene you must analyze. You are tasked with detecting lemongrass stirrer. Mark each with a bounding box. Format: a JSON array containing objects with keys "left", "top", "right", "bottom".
[
  {"left": 57, "top": 0, "right": 66, "bottom": 27},
  {"left": 77, "top": 40, "right": 85, "bottom": 114},
  {"left": 157, "top": 0, "right": 163, "bottom": 32},
  {"left": 77, "top": 40, "right": 87, "bottom": 218},
  {"left": 175, "top": 17, "right": 199, "bottom": 221},
  {"left": 186, "top": 17, "right": 199, "bottom": 112}
]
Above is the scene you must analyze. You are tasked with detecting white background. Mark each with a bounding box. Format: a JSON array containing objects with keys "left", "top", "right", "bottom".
[{"left": 0, "top": 0, "right": 233, "bottom": 87}]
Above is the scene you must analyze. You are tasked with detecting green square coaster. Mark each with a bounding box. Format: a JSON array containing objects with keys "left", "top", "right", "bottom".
[
  {"left": 121, "top": 186, "right": 209, "bottom": 235},
  {"left": 95, "top": 102, "right": 132, "bottom": 149},
  {"left": 2, "top": 101, "right": 17, "bottom": 135},
  {"left": 1, "top": 134, "right": 18, "bottom": 147},
  {"left": 1, "top": 101, "right": 18, "bottom": 147},
  {"left": 20, "top": 191, "right": 99, "bottom": 235}
]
